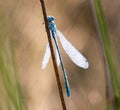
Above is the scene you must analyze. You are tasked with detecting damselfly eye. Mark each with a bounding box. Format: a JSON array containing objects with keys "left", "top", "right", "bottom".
[
  {"left": 47, "top": 16, "right": 55, "bottom": 22},
  {"left": 51, "top": 16, "right": 55, "bottom": 21}
]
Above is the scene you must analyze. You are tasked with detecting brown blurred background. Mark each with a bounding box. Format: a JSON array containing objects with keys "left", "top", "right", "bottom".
[{"left": 0, "top": 0, "right": 120, "bottom": 110}]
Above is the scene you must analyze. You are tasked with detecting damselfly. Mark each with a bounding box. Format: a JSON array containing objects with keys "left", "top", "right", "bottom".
[{"left": 42, "top": 16, "right": 89, "bottom": 97}]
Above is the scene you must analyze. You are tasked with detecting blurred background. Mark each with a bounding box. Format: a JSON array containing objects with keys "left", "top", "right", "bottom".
[{"left": 0, "top": 0, "right": 120, "bottom": 110}]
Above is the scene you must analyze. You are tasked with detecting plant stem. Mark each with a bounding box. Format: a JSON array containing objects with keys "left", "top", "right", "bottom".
[{"left": 39, "top": 0, "right": 67, "bottom": 110}]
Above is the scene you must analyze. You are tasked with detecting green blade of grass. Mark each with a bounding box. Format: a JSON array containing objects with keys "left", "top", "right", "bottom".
[
  {"left": 93, "top": 0, "right": 120, "bottom": 110},
  {"left": 0, "top": 11, "right": 26, "bottom": 110}
]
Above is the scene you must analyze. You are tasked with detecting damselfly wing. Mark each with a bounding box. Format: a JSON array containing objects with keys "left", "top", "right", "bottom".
[
  {"left": 42, "top": 30, "right": 89, "bottom": 69},
  {"left": 57, "top": 30, "right": 89, "bottom": 69},
  {"left": 42, "top": 43, "right": 60, "bottom": 69}
]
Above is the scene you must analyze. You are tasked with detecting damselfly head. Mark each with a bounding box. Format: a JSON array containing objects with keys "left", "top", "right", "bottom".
[{"left": 47, "top": 16, "right": 55, "bottom": 22}]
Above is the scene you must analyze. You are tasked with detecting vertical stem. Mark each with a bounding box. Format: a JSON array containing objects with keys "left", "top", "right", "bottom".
[
  {"left": 39, "top": 0, "right": 67, "bottom": 110},
  {"left": 90, "top": 0, "right": 116, "bottom": 110}
]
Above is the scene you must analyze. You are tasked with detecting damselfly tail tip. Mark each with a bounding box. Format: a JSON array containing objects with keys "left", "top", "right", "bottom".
[
  {"left": 66, "top": 90, "right": 71, "bottom": 97},
  {"left": 67, "top": 94, "right": 71, "bottom": 97}
]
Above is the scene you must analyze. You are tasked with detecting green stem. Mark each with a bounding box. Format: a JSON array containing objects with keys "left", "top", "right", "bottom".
[{"left": 93, "top": 0, "right": 120, "bottom": 109}]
